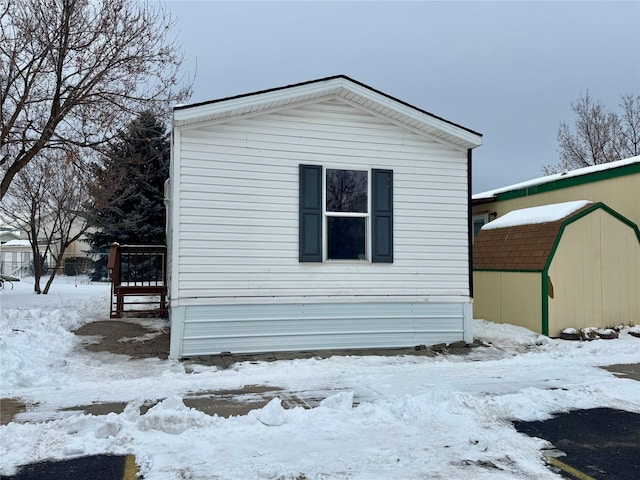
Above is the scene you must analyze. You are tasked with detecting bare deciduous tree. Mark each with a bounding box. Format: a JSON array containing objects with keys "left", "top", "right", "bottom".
[
  {"left": 40, "top": 154, "right": 92, "bottom": 293},
  {"left": 0, "top": 153, "right": 91, "bottom": 293},
  {"left": 0, "top": 0, "right": 191, "bottom": 200},
  {"left": 544, "top": 92, "right": 640, "bottom": 174},
  {"left": 618, "top": 94, "right": 640, "bottom": 158},
  {"left": 0, "top": 159, "right": 50, "bottom": 293}
]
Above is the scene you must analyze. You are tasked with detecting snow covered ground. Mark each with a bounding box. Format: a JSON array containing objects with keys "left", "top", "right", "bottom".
[{"left": 1, "top": 276, "right": 639, "bottom": 479}]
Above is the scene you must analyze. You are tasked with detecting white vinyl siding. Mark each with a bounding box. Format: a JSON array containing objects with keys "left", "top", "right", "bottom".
[{"left": 172, "top": 99, "right": 469, "bottom": 305}]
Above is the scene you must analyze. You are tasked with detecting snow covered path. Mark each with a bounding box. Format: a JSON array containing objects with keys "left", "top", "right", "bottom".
[{"left": 1, "top": 278, "right": 639, "bottom": 479}]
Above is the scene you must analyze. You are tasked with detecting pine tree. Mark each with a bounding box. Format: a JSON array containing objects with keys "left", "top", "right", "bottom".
[{"left": 86, "top": 111, "right": 169, "bottom": 280}]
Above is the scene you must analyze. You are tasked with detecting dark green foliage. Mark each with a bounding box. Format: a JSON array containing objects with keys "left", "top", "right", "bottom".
[
  {"left": 64, "top": 257, "right": 92, "bottom": 277},
  {"left": 86, "top": 111, "right": 169, "bottom": 280}
]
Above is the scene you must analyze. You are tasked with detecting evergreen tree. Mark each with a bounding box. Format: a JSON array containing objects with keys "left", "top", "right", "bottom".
[{"left": 86, "top": 111, "right": 169, "bottom": 280}]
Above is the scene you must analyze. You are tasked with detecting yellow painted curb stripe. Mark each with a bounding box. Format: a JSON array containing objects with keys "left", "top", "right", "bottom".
[
  {"left": 123, "top": 455, "right": 138, "bottom": 480},
  {"left": 547, "top": 456, "right": 597, "bottom": 480}
]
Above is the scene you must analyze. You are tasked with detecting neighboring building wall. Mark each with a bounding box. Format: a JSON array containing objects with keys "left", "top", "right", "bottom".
[
  {"left": 473, "top": 271, "right": 542, "bottom": 333},
  {"left": 548, "top": 209, "right": 640, "bottom": 335},
  {"left": 0, "top": 219, "right": 91, "bottom": 276},
  {"left": 473, "top": 165, "right": 639, "bottom": 228},
  {"left": 1, "top": 245, "right": 33, "bottom": 275}
]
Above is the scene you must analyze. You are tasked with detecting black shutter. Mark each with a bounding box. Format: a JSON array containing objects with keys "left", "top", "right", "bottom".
[
  {"left": 299, "top": 164, "right": 323, "bottom": 262},
  {"left": 372, "top": 169, "right": 393, "bottom": 263}
]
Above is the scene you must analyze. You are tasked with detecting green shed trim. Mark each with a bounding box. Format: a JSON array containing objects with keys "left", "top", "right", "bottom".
[
  {"left": 541, "top": 273, "right": 549, "bottom": 336},
  {"left": 540, "top": 202, "right": 640, "bottom": 336},
  {"left": 473, "top": 268, "right": 542, "bottom": 273},
  {"left": 494, "top": 162, "right": 640, "bottom": 202}
]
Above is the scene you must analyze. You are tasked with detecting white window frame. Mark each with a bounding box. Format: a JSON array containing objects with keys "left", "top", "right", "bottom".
[
  {"left": 473, "top": 213, "right": 489, "bottom": 240},
  {"left": 322, "top": 168, "right": 371, "bottom": 261}
]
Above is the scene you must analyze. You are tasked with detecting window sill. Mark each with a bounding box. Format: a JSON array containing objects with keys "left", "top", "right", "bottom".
[{"left": 324, "top": 259, "right": 371, "bottom": 264}]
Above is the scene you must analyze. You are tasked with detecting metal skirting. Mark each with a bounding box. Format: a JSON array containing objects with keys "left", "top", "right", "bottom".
[{"left": 172, "top": 301, "right": 470, "bottom": 358}]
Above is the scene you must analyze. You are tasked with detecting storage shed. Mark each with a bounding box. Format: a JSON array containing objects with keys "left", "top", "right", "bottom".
[
  {"left": 167, "top": 75, "right": 483, "bottom": 358},
  {"left": 473, "top": 200, "right": 640, "bottom": 336}
]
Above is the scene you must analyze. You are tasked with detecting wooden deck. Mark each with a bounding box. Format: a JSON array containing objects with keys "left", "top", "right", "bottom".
[{"left": 108, "top": 243, "right": 168, "bottom": 318}]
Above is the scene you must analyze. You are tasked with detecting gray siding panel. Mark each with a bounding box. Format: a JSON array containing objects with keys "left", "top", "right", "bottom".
[{"left": 178, "top": 302, "right": 467, "bottom": 356}]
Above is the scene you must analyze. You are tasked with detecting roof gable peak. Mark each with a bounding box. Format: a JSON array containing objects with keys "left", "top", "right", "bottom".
[{"left": 173, "top": 76, "right": 482, "bottom": 150}]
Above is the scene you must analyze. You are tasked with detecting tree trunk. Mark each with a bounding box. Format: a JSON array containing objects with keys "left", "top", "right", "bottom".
[
  {"left": 30, "top": 239, "right": 42, "bottom": 294},
  {"left": 42, "top": 256, "right": 64, "bottom": 294},
  {"left": 32, "top": 256, "right": 43, "bottom": 294}
]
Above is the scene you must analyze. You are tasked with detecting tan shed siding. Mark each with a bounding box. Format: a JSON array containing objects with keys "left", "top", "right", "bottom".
[
  {"left": 600, "top": 212, "right": 640, "bottom": 325},
  {"left": 548, "top": 213, "right": 603, "bottom": 333},
  {"left": 473, "top": 271, "right": 542, "bottom": 333},
  {"left": 472, "top": 271, "right": 503, "bottom": 322},
  {"left": 548, "top": 210, "right": 640, "bottom": 335},
  {"left": 499, "top": 272, "right": 542, "bottom": 333},
  {"left": 175, "top": 99, "right": 469, "bottom": 302}
]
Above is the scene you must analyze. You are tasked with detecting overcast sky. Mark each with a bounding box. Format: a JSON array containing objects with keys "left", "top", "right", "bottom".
[{"left": 165, "top": 1, "right": 640, "bottom": 194}]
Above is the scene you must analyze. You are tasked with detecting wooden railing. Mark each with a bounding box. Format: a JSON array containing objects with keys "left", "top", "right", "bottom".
[{"left": 107, "top": 243, "right": 168, "bottom": 318}]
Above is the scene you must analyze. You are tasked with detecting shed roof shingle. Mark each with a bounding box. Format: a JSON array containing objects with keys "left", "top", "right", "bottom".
[{"left": 473, "top": 204, "right": 593, "bottom": 271}]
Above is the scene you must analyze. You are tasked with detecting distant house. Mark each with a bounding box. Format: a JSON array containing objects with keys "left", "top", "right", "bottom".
[
  {"left": 0, "top": 236, "right": 31, "bottom": 276},
  {"left": 0, "top": 237, "right": 53, "bottom": 277},
  {"left": 473, "top": 200, "right": 640, "bottom": 336},
  {"left": 0, "top": 227, "right": 20, "bottom": 244},
  {"left": 472, "top": 156, "right": 639, "bottom": 237},
  {"left": 0, "top": 216, "right": 90, "bottom": 277},
  {"left": 166, "top": 75, "right": 482, "bottom": 359}
]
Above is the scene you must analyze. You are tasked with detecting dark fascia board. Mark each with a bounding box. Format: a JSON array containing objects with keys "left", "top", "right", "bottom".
[
  {"left": 174, "top": 74, "right": 482, "bottom": 139},
  {"left": 472, "top": 196, "right": 497, "bottom": 207},
  {"left": 494, "top": 162, "right": 640, "bottom": 202}
]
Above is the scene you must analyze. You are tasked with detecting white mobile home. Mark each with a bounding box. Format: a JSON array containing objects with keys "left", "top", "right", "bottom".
[{"left": 167, "top": 76, "right": 482, "bottom": 358}]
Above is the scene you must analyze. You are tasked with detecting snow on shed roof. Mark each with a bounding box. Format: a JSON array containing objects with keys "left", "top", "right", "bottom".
[
  {"left": 481, "top": 200, "right": 592, "bottom": 230},
  {"left": 173, "top": 75, "right": 483, "bottom": 150},
  {"left": 473, "top": 155, "right": 640, "bottom": 201}
]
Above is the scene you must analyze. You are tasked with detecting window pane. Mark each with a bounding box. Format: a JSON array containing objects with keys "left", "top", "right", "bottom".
[
  {"left": 327, "top": 217, "right": 366, "bottom": 260},
  {"left": 473, "top": 219, "right": 485, "bottom": 239},
  {"left": 326, "top": 169, "right": 367, "bottom": 213}
]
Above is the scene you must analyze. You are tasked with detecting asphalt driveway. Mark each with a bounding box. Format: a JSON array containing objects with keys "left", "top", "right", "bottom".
[{"left": 514, "top": 407, "right": 640, "bottom": 480}]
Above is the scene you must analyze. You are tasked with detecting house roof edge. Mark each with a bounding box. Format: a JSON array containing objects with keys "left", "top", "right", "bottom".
[{"left": 173, "top": 75, "right": 482, "bottom": 149}]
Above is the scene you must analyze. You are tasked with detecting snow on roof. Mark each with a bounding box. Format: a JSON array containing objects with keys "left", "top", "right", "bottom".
[
  {"left": 473, "top": 155, "right": 640, "bottom": 200},
  {"left": 481, "top": 200, "right": 592, "bottom": 230},
  {"left": 2, "top": 239, "right": 31, "bottom": 247}
]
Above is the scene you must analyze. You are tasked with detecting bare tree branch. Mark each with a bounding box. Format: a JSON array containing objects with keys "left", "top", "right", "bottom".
[
  {"left": 618, "top": 94, "right": 640, "bottom": 158},
  {"left": 552, "top": 91, "right": 638, "bottom": 173},
  {"left": 0, "top": 0, "right": 191, "bottom": 200}
]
